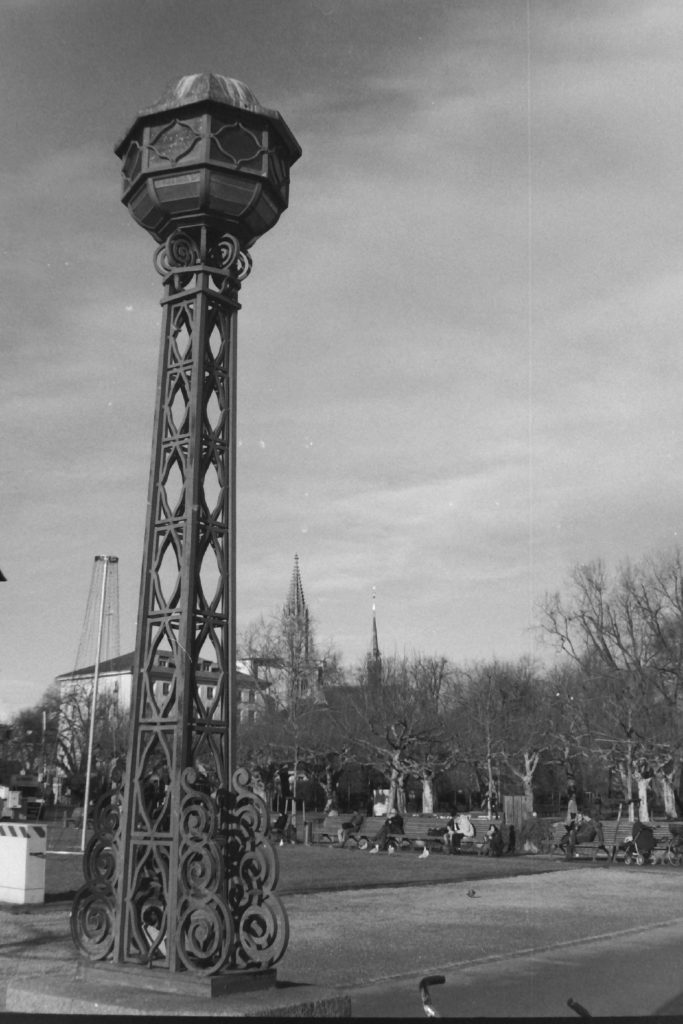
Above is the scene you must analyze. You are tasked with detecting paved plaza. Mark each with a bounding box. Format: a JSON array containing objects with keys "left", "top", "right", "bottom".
[{"left": 2, "top": 847, "right": 683, "bottom": 1016}]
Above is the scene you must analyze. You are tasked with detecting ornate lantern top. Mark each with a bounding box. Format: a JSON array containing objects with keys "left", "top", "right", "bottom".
[
  {"left": 115, "top": 73, "right": 301, "bottom": 248},
  {"left": 139, "top": 74, "right": 273, "bottom": 118}
]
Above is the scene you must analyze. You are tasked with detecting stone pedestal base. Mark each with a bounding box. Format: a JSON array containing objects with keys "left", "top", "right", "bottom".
[
  {"left": 81, "top": 960, "right": 279, "bottom": 998},
  {"left": 5, "top": 971, "right": 351, "bottom": 1017}
]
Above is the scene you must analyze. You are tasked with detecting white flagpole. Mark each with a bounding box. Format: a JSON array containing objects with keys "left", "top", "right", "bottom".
[{"left": 81, "top": 556, "right": 110, "bottom": 853}]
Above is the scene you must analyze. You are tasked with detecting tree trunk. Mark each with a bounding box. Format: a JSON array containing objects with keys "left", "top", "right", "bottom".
[
  {"left": 615, "top": 760, "right": 635, "bottom": 822},
  {"left": 322, "top": 761, "right": 337, "bottom": 813},
  {"left": 421, "top": 774, "right": 434, "bottom": 814},
  {"left": 625, "top": 719, "right": 634, "bottom": 822},
  {"left": 472, "top": 761, "right": 487, "bottom": 809},
  {"left": 522, "top": 752, "right": 539, "bottom": 810},
  {"left": 633, "top": 764, "right": 651, "bottom": 823},
  {"left": 291, "top": 743, "right": 299, "bottom": 829},
  {"left": 502, "top": 751, "right": 538, "bottom": 813},
  {"left": 656, "top": 765, "right": 678, "bottom": 819},
  {"left": 387, "top": 753, "right": 403, "bottom": 814},
  {"left": 486, "top": 755, "right": 496, "bottom": 820},
  {"left": 397, "top": 773, "right": 406, "bottom": 814}
]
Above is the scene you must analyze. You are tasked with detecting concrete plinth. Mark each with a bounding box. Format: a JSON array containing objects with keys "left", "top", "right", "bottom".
[
  {"left": 81, "top": 960, "right": 281, "bottom": 998},
  {"left": 0, "top": 822, "right": 46, "bottom": 904},
  {"left": 5, "top": 971, "right": 351, "bottom": 1017}
]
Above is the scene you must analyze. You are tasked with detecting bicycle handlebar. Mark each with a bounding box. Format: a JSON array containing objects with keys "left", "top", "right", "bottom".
[{"left": 420, "top": 975, "right": 445, "bottom": 1017}]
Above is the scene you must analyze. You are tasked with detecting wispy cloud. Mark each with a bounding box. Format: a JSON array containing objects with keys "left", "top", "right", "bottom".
[{"left": 2, "top": 0, "right": 683, "bottom": 714}]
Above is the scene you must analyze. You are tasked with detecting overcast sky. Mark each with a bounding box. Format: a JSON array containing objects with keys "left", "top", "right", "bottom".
[{"left": 1, "top": 0, "right": 682, "bottom": 719}]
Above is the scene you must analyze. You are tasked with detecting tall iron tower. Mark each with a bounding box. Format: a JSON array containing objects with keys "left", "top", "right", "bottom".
[{"left": 70, "top": 74, "right": 301, "bottom": 993}]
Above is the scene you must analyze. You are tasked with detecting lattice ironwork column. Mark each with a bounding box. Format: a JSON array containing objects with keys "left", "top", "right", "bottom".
[{"left": 70, "top": 74, "right": 301, "bottom": 988}]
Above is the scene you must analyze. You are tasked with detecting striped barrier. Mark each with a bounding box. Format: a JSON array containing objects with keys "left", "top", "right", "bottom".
[{"left": 0, "top": 823, "right": 46, "bottom": 840}]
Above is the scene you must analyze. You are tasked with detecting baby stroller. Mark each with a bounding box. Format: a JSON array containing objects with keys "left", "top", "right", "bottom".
[
  {"left": 664, "top": 822, "right": 683, "bottom": 865},
  {"left": 623, "top": 821, "right": 657, "bottom": 865}
]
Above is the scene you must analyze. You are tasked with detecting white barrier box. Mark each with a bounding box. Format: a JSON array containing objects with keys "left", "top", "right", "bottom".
[{"left": 0, "top": 822, "right": 47, "bottom": 904}]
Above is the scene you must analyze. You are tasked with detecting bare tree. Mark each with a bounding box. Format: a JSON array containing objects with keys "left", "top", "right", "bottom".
[
  {"left": 238, "top": 606, "right": 348, "bottom": 819},
  {"left": 349, "top": 653, "right": 456, "bottom": 814},
  {"left": 540, "top": 551, "right": 683, "bottom": 820},
  {"left": 456, "top": 659, "right": 549, "bottom": 815}
]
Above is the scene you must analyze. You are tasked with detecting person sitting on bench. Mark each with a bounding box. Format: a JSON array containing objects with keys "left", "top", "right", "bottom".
[
  {"left": 480, "top": 822, "right": 504, "bottom": 856},
  {"left": 560, "top": 788, "right": 579, "bottom": 852},
  {"left": 337, "top": 809, "right": 364, "bottom": 847},
  {"left": 445, "top": 812, "right": 475, "bottom": 854},
  {"left": 272, "top": 811, "right": 294, "bottom": 844},
  {"left": 560, "top": 813, "right": 609, "bottom": 859},
  {"left": 370, "top": 809, "right": 404, "bottom": 853}
]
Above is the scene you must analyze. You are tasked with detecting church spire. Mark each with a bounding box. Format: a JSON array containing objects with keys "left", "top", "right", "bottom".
[
  {"left": 286, "top": 553, "right": 307, "bottom": 617},
  {"left": 285, "top": 553, "right": 309, "bottom": 661},
  {"left": 368, "top": 586, "right": 382, "bottom": 691}
]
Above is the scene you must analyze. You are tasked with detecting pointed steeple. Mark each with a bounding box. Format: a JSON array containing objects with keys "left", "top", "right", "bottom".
[
  {"left": 368, "top": 586, "right": 382, "bottom": 691},
  {"left": 371, "top": 587, "right": 380, "bottom": 661},
  {"left": 284, "top": 554, "right": 309, "bottom": 661},
  {"left": 286, "top": 554, "right": 307, "bottom": 618}
]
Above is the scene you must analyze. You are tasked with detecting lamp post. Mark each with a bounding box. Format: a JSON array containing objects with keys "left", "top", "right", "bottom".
[{"left": 70, "top": 75, "right": 300, "bottom": 992}]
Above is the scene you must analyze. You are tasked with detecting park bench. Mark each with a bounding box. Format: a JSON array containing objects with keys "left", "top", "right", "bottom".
[
  {"left": 398, "top": 815, "right": 489, "bottom": 854},
  {"left": 401, "top": 815, "right": 458, "bottom": 856},
  {"left": 551, "top": 819, "right": 675, "bottom": 862},
  {"left": 312, "top": 812, "right": 484, "bottom": 853},
  {"left": 312, "top": 815, "right": 385, "bottom": 847}
]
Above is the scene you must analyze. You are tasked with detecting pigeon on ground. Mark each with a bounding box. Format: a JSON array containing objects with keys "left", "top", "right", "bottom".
[{"left": 466, "top": 888, "right": 480, "bottom": 898}]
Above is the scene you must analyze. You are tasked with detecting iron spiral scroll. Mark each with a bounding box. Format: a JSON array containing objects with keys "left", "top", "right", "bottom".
[
  {"left": 71, "top": 765, "right": 288, "bottom": 975},
  {"left": 152, "top": 228, "right": 253, "bottom": 290},
  {"left": 226, "top": 767, "right": 289, "bottom": 969},
  {"left": 70, "top": 768, "right": 122, "bottom": 960}
]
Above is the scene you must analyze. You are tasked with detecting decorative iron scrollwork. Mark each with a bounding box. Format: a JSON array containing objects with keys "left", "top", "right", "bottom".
[
  {"left": 236, "top": 897, "right": 289, "bottom": 969},
  {"left": 236, "top": 249, "right": 252, "bottom": 281},
  {"left": 153, "top": 231, "right": 200, "bottom": 276},
  {"left": 126, "top": 843, "right": 170, "bottom": 965},
  {"left": 231, "top": 766, "right": 271, "bottom": 837},
  {"left": 176, "top": 894, "right": 234, "bottom": 974},
  {"left": 70, "top": 884, "right": 116, "bottom": 960},
  {"left": 207, "top": 233, "right": 252, "bottom": 292},
  {"left": 70, "top": 771, "right": 123, "bottom": 961},
  {"left": 175, "top": 767, "right": 235, "bottom": 974},
  {"left": 210, "top": 233, "right": 240, "bottom": 271},
  {"left": 154, "top": 229, "right": 251, "bottom": 295},
  {"left": 225, "top": 767, "right": 289, "bottom": 970}
]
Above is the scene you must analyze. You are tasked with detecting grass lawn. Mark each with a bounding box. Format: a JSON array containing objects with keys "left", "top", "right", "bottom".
[{"left": 44, "top": 824, "right": 575, "bottom": 904}]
